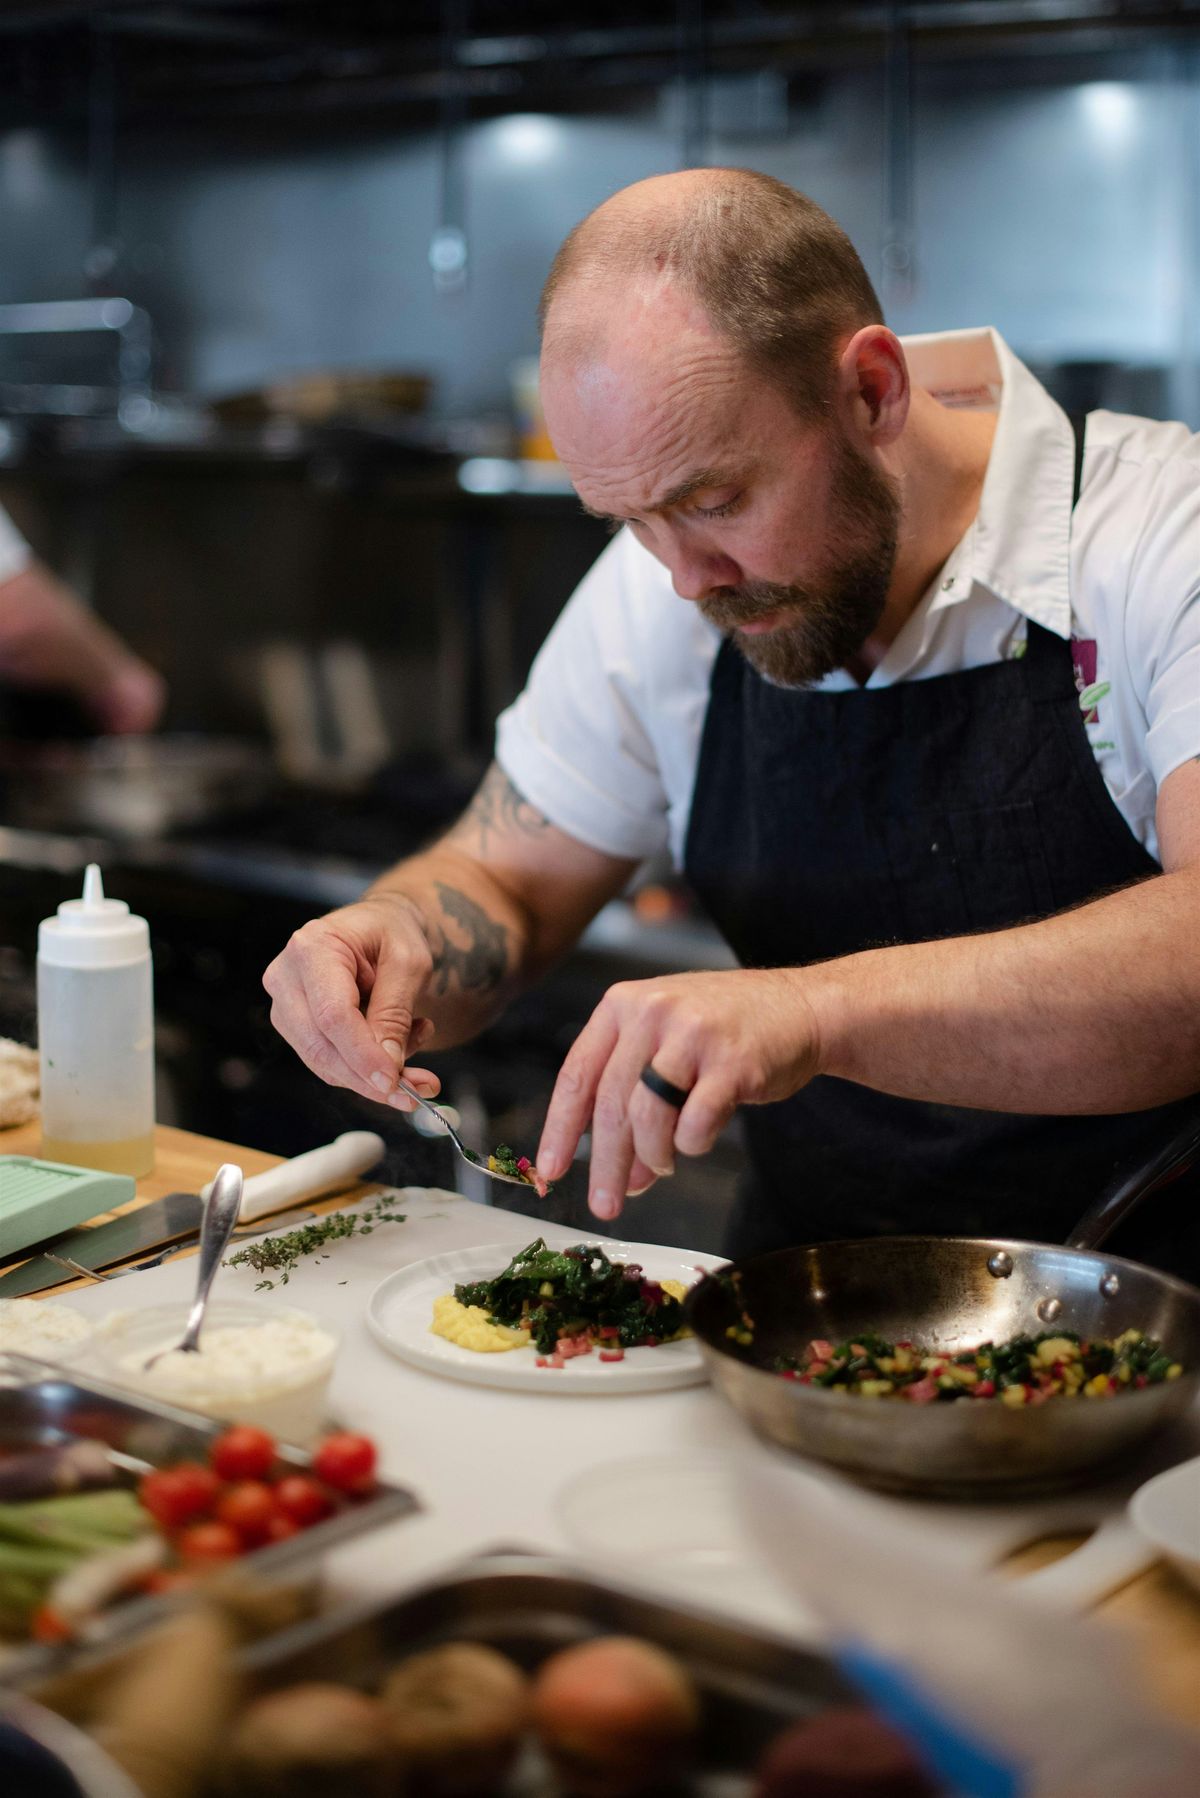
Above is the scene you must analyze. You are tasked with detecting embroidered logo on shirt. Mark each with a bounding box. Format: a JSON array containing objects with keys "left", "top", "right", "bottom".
[{"left": 1071, "top": 637, "right": 1110, "bottom": 724}]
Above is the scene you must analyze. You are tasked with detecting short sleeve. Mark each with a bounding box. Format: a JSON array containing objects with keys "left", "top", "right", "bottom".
[
  {"left": 0, "top": 506, "right": 32, "bottom": 586},
  {"left": 495, "top": 531, "right": 672, "bottom": 861},
  {"left": 1125, "top": 459, "right": 1200, "bottom": 791}
]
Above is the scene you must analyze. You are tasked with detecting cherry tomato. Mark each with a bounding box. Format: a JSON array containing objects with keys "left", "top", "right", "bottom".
[
  {"left": 313, "top": 1432, "right": 378, "bottom": 1496},
  {"left": 214, "top": 1480, "right": 279, "bottom": 1548},
  {"left": 138, "top": 1463, "right": 219, "bottom": 1530},
  {"left": 30, "top": 1605, "right": 73, "bottom": 1644},
  {"left": 265, "top": 1511, "right": 301, "bottom": 1544},
  {"left": 176, "top": 1520, "right": 242, "bottom": 1562},
  {"left": 209, "top": 1424, "right": 276, "bottom": 1482},
  {"left": 275, "top": 1474, "right": 334, "bottom": 1527}
]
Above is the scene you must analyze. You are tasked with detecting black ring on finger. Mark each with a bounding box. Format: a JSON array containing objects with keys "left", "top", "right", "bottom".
[{"left": 639, "top": 1063, "right": 692, "bottom": 1109}]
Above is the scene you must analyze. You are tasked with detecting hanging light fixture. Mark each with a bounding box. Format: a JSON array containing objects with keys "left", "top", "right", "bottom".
[{"left": 430, "top": 0, "right": 469, "bottom": 295}]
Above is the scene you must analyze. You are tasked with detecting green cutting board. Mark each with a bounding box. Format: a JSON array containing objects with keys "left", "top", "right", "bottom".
[{"left": 0, "top": 1156, "right": 136, "bottom": 1262}]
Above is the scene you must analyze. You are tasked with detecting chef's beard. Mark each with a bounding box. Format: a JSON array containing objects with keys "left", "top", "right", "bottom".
[{"left": 699, "top": 436, "right": 901, "bottom": 688}]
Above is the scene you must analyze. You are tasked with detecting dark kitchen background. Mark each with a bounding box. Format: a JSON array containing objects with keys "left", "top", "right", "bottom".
[{"left": 1, "top": 2, "right": 1197, "bottom": 1249}]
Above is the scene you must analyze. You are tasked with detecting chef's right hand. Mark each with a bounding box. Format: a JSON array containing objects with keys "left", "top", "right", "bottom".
[{"left": 262, "top": 894, "right": 441, "bottom": 1110}]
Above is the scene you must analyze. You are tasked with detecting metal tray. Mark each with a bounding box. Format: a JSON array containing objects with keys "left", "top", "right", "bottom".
[
  {"left": 0, "top": 1351, "right": 421, "bottom": 1687},
  {"left": 238, "top": 1552, "right": 855, "bottom": 1791}
]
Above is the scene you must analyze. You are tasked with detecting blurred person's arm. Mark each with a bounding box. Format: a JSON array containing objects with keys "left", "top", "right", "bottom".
[{"left": 0, "top": 509, "right": 165, "bottom": 734}]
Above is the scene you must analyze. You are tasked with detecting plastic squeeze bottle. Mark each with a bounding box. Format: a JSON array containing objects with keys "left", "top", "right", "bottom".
[{"left": 37, "top": 863, "right": 155, "bottom": 1177}]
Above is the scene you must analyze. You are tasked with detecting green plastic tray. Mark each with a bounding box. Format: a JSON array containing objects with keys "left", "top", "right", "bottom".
[{"left": 0, "top": 1156, "right": 136, "bottom": 1262}]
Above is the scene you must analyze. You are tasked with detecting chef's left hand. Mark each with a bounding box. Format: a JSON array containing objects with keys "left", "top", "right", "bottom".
[{"left": 536, "top": 969, "right": 824, "bottom": 1219}]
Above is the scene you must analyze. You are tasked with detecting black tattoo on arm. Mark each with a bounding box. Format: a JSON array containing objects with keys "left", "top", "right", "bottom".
[
  {"left": 428, "top": 882, "right": 510, "bottom": 994},
  {"left": 459, "top": 764, "right": 550, "bottom": 856}
]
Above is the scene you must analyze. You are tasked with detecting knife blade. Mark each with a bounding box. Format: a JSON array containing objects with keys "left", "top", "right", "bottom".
[{"left": 0, "top": 1131, "right": 385, "bottom": 1297}]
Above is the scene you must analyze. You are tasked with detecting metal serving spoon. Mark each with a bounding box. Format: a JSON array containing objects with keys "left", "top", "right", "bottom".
[
  {"left": 395, "top": 1077, "right": 538, "bottom": 1190},
  {"left": 142, "top": 1163, "right": 244, "bottom": 1370}
]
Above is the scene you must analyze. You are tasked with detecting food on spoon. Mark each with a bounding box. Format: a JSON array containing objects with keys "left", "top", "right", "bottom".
[
  {"left": 225, "top": 1681, "right": 399, "bottom": 1798},
  {"left": 432, "top": 1238, "right": 690, "bottom": 1361},
  {"left": 751, "top": 1327, "right": 1183, "bottom": 1404},
  {"left": 530, "top": 1635, "right": 699, "bottom": 1795},
  {"left": 754, "top": 1706, "right": 940, "bottom": 1797},
  {"left": 485, "top": 1142, "right": 552, "bottom": 1197},
  {"left": 381, "top": 1641, "right": 529, "bottom": 1794}
]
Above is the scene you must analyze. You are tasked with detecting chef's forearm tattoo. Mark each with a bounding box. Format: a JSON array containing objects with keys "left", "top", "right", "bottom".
[
  {"left": 428, "top": 881, "right": 510, "bottom": 994},
  {"left": 458, "top": 764, "right": 550, "bottom": 856}
]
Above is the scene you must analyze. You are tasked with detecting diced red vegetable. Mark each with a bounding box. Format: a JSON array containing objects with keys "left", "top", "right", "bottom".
[{"left": 599, "top": 1348, "right": 625, "bottom": 1363}]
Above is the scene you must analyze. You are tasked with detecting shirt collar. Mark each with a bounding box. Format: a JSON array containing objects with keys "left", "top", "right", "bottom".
[{"left": 900, "top": 326, "right": 1075, "bottom": 640}]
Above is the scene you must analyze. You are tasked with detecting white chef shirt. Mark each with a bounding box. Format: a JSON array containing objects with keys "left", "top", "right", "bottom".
[
  {"left": 497, "top": 327, "right": 1200, "bottom": 869},
  {"left": 0, "top": 506, "right": 31, "bottom": 587}
]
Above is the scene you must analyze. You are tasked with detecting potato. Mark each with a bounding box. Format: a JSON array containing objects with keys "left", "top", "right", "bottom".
[
  {"left": 94, "top": 1607, "right": 238, "bottom": 1798},
  {"left": 381, "top": 1641, "right": 528, "bottom": 1795},
  {"left": 754, "top": 1707, "right": 940, "bottom": 1797},
  {"left": 530, "top": 1635, "right": 699, "bottom": 1796},
  {"left": 224, "top": 1681, "right": 399, "bottom": 1798}
]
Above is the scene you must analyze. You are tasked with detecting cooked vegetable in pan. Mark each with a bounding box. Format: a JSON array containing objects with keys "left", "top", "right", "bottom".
[{"left": 737, "top": 1327, "right": 1183, "bottom": 1404}]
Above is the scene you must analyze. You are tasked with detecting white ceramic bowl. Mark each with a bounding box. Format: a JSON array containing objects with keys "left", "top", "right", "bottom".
[
  {"left": 1129, "top": 1455, "right": 1200, "bottom": 1595},
  {"left": 89, "top": 1299, "right": 339, "bottom": 1446}
]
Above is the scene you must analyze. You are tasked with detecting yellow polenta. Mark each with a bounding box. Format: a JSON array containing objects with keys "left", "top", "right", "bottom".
[
  {"left": 430, "top": 1293, "right": 531, "bottom": 1352},
  {"left": 430, "top": 1279, "right": 691, "bottom": 1355}
]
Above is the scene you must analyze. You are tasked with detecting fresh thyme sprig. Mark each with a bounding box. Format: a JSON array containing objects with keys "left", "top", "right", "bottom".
[{"left": 224, "top": 1196, "right": 407, "bottom": 1290}]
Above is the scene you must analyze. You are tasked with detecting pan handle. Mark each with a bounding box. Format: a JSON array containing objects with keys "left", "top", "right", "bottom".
[{"left": 1066, "top": 1107, "right": 1200, "bottom": 1253}]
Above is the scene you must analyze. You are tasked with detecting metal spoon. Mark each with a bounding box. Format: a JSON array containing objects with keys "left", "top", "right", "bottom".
[
  {"left": 395, "top": 1077, "right": 538, "bottom": 1190},
  {"left": 142, "top": 1163, "right": 244, "bottom": 1370}
]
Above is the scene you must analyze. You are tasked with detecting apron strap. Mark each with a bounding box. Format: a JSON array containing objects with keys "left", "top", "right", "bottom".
[
  {"left": 1067, "top": 410, "right": 1087, "bottom": 509},
  {"left": 1018, "top": 409, "right": 1087, "bottom": 690}
]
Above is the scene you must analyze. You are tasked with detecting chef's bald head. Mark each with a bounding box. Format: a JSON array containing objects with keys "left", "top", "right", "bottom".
[{"left": 539, "top": 169, "right": 883, "bottom": 420}]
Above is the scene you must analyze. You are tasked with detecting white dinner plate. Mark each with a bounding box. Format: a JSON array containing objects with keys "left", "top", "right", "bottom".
[
  {"left": 1129, "top": 1454, "right": 1200, "bottom": 1595},
  {"left": 366, "top": 1239, "right": 721, "bottom": 1394}
]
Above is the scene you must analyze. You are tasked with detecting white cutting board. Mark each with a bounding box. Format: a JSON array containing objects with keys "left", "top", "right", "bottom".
[{"left": 54, "top": 1185, "right": 1200, "bottom": 1636}]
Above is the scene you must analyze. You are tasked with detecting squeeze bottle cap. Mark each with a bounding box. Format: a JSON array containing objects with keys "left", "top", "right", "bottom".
[{"left": 38, "top": 864, "right": 151, "bottom": 969}]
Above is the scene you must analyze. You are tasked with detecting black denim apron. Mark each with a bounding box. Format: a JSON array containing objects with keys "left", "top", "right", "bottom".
[{"left": 684, "top": 416, "right": 1200, "bottom": 1279}]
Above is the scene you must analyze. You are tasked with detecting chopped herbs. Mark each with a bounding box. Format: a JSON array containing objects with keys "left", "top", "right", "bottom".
[
  {"left": 454, "top": 1237, "right": 686, "bottom": 1356},
  {"left": 753, "top": 1326, "right": 1184, "bottom": 1404},
  {"left": 224, "top": 1197, "right": 406, "bottom": 1290}
]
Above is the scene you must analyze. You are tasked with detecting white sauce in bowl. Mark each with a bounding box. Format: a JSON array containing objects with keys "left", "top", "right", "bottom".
[
  {"left": 0, "top": 1297, "right": 92, "bottom": 1360},
  {"left": 95, "top": 1305, "right": 338, "bottom": 1443}
]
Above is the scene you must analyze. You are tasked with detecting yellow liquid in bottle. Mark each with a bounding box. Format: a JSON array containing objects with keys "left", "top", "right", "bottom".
[{"left": 39, "top": 1132, "right": 156, "bottom": 1179}]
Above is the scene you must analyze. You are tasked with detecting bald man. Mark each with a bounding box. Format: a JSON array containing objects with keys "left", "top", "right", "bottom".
[{"left": 265, "top": 170, "right": 1200, "bottom": 1273}]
